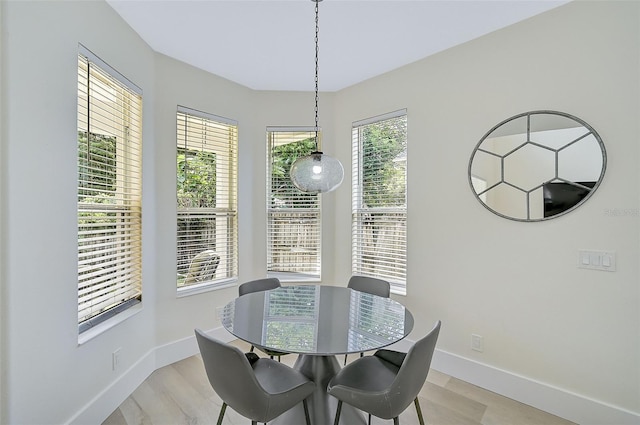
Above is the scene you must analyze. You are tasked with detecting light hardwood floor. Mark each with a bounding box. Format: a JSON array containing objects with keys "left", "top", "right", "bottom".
[{"left": 103, "top": 340, "right": 576, "bottom": 425}]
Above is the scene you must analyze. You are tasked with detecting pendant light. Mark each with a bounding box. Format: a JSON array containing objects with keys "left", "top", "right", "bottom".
[{"left": 290, "top": 0, "right": 344, "bottom": 194}]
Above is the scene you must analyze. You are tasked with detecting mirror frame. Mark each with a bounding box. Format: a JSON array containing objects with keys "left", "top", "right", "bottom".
[{"left": 468, "top": 110, "right": 607, "bottom": 222}]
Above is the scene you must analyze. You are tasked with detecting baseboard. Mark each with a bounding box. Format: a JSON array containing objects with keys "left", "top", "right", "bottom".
[
  {"left": 155, "top": 326, "right": 234, "bottom": 370},
  {"left": 65, "top": 348, "right": 156, "bottom": 425},
  {"left": 67, "top": 330, "right": 639, "bottom": 425},
  {"left": 66, "top": 326, "right": 232, "bottom": 425},
  {"left": 432, "top": 348, "right": 640, "bottom": 425}
]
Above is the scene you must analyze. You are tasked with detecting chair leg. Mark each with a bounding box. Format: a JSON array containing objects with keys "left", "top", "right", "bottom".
[
  {"left": 250, "top": 345, "right": 255, "bottom": 352},
  {"left": 302, "top": 398, "right": 311, "bottom": 425},
  {"left": 216, "top": 402, "right": 227, "bottom": 425},
  {"left": 333, "top": 400, "right": 343, "bottom": 425},
  {"left": 393, "top": 417, "right": 400, "bottom": 425},
  {"left": 368, "top": 413, "right": 372, "bottom": 425},
  {"left": 344, "top": 354, "right": 348, "bottom": 365},
  {"left": 414, "top": 397, "right": 425, "bottom": 425}
]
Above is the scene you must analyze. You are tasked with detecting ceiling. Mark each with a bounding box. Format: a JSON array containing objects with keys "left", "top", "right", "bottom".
[{"left": 106, "top": 0, "right": 570, "bottom": 92}]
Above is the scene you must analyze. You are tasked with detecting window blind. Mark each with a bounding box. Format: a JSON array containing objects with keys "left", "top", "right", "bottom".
[
  {"left": 267, "top": 128, "right": 321, "bottom": 282},
  {"left": 177, "top": 106, "right": 238, "bottom": 291},
  {"left": 347, "top": 290, "right": 406, "bottom": 351},
  {"left": 352, "top": 110, "right": 407, "bottom": 295},
  {"left": 77, "top": 46, "right": 143, "bottom": 332}
]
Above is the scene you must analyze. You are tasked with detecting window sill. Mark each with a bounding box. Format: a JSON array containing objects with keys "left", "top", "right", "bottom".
[
  {"left": 177, "top": 278, "right": 238, "bottom": 298},
  {"left": 267, "top": 272, "right": 320, "bottom": 283},
  {"left": 78, "top": 303, "right": 143, "bottom": 345}
]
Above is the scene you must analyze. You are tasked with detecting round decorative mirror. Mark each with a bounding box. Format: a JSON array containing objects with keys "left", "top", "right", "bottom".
[{"left": 468, "top": 110, "right": 606, "bottom": 221}]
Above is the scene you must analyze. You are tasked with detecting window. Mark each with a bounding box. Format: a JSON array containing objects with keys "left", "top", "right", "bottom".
[
  {"left": 77, "top": 45, "right": 142, "bottom": 333},
  {"left": 352, "top": 110, "right": 407, "bottom": 295},
  {"left": 177, "top": 106, "right": 238, "bottom": 292},
  {"left": 267, "top": 128, "right": 321, "bottom": 282}
]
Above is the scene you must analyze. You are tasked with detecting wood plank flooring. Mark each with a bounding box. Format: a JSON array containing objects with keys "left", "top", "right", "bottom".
[{"left": 103, "top": 340, "right": 576, "bottom": 425}]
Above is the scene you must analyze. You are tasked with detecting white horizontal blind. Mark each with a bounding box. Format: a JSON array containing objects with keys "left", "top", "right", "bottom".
[
  {"left": 267, "top": 128, "right": 321, "bottom": 281},
  {"left": 77, "top": 49, "right": 143, "bottom": 332},
  {"left": 347, "top": 290, "right": 406, "bottom": 351},
  {"left": 352, "top": 111, "right": 407, "bottom": 294},
  {"left": 177, "top": 107, "right": 238, "bottom": 290}
]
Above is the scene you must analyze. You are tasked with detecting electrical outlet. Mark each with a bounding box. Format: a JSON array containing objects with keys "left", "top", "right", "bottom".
[
  {"left": 112, "top": 348, "right": 122, "bottom": 371},
  {"left": 471, "top": 334, "right": 484, "bottom": 352}
]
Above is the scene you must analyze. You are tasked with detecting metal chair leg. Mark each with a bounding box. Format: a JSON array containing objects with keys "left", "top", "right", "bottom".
[
  {"left": 216, "top": 402, "right": 227, "bottom": 425},
  {"left": 303, "top": 399, "right": 311, "bottom": 425},
  {"left": 393, "top": 417, "right": 400, "bottom": 425},
  {"left": 368, "top": 413, "right": 372, "bottom": 425},
  {"left": 414, "top": 397, "right": 425, "bottom": 425},
  {"left": 333, "top": 400, "right": 343, "bottom": 425},
  {"left": 344, "top": 352, "right": 364, "bottom": 365}
]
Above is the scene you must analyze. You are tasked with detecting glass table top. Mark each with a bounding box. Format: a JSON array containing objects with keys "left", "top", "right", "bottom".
[{"left": 220, "top": 285, "right": 414, "bottom": 355}]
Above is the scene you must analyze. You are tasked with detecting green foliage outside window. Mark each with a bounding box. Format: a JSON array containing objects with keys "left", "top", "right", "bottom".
[
  {"left": 270, "top": 137, "right": 317, "bottom": 208},
  {"left": 78, "top": 131, "right": 117, "bottom": 204},
  {"left": 177, "top": 148, "right": 217, "bottom": 208},
  {"left": 78, "top": 131, "right": 118, "bottom": 238},
  {"left": 361, "top": 118, "right": 407, "bottom": 208},
  {"left": 176, "top": 147, "right": 218, "bottom": 284}
]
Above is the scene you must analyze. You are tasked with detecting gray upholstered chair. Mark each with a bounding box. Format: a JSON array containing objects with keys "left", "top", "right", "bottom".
[
  {"left": 238, "top": 278, "right": 288, "bottom": 361},
  {"left": 345, "top": 275, "right": 391, "bottom": 364},
  {"left": 195, "top": 329, "right": 315, "bottom": 425},
  {"left": 347, "top": 275, "right": 391, "bottom": 298},
  {"left": 238, "top": 277, "right": 281, "bottom": 296},
  {"left": 328, "top": 320, "right": 441, "bottom": 425}
]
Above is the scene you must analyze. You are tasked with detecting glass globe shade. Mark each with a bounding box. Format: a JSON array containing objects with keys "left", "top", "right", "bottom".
[{"left": 290, "top": 152, "right": 344, "bottom": 194}]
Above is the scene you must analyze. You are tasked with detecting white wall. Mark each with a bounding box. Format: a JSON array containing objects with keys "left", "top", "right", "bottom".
[
  {"left": 1, "top": 2, "right": 339, "bottom": 423},
  {"left": 1, "top": 2, "right": 158, "bottom": 424},
  {"left": 0, "top": 1, "right": 5, "bottom": 423},
  {"left": 151, "top": 54, "right": 340, "bottom": 349},
  {"left": 152, "top": 54, "right": 254, "bottom": 347},
  {"left": 1, "top": 1, "right": 638, "bottom": 424},
  {"left": 332, "top": 0, "right": 639, "bottom": 421}
]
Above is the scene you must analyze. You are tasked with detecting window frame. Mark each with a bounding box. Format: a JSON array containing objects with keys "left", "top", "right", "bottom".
[
  {"left": 266, "top": 127, "right": 322, "bottom": 283},
  {"left": 352, "top": 110, "right": 408, "bottom": 295},
  {"left": 176, "top": 105, "right": 238, "bottom": 295},
  {"left": 77, "top": 44, "right": 143, "bottom": 335}
]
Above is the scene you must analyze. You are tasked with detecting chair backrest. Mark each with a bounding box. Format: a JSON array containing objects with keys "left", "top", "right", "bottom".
[
  {"left": 347, "top": 275, "right": 390, "bottom": 298},
  {"left": 185, "top": 250, "right": 220, "bottom": 284},
  {"left": 238, "top": 277, "right": 281, "bottom": 296},
  {"left": 194, "top": 329, "right": 268, "bottom": 418},
  {"left": 387, "top": 320, "right": 441, "bottom": 415}
]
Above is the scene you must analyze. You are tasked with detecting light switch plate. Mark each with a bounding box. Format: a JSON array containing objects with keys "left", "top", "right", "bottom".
[{"left": 578, "top": 250, "right": 616, "bottom": 272}]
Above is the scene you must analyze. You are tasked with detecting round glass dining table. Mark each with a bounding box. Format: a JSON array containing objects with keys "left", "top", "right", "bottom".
[{"left": 220, "top": 284, "right": 414, "bottom": 425}]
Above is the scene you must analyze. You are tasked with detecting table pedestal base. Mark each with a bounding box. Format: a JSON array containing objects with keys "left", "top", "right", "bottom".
[{"left": 270, "top": 354, "right": 367, "bottom": 425}]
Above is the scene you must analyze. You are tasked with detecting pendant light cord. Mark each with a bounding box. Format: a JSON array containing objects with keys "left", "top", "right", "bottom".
[{"left": 314, "top": 0, "right": 320, "bottom": 150}]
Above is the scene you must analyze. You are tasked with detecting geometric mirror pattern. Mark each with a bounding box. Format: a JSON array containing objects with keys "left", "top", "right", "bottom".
[{"left": 469, "top": 110, "right": 607, "bottom": 221}]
